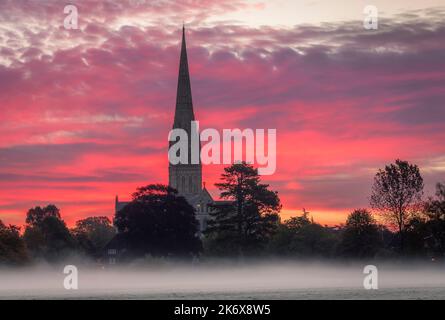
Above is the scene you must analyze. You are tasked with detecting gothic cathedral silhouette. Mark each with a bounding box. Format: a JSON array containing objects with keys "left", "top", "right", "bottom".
[{"left": 115, "top": 27, "right": 215, "bottom": 232}]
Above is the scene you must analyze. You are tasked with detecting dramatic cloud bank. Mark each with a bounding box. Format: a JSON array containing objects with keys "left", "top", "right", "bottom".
[{"left": 0, "top": 0, "right": 444, "bottom": 226}]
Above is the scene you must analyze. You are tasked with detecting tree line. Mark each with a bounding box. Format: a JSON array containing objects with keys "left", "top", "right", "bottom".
[
  {"left": 0, "top": 207, "right": 116, "bottom": 265},
  {"left": 1, "top": 159, "right": 444, "bottom": 265},
  {"left": 205, "top": 160, "right": 445, "bottom": 260}
]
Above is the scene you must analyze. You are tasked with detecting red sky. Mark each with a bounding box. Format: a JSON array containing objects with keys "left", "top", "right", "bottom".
[{"left": 0, "top": 0, "right": 445, "bottom": 227}]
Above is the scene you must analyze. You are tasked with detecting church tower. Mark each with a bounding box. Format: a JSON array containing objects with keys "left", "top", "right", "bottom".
[{"left": 168, "top": 26, "right": 202, "bottom": 197}]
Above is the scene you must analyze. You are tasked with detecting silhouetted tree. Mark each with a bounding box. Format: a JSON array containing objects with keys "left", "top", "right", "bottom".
[
  {"left": 26, "top": 204, "right": 60, "bottom": 226},
  {"left": 426, "top": 183, "right": 445, "bottom": 220},
  {"left": 113, "top": 184, "right": 201, "bottom": 258},
  {"left": 285, "top": 208, "right": 312, "bottom": 229},
  {"left": 422, "top": 182, "right": 445, "bottom": 258},
  {"left": 267, "top": 210, "right": 313, "bottom": 256},
  {"left": 268, "top": 211, "right": 338, "bottom": 258},
  {"left": 72, "top": 216, "right": 116, "bottom": 258},
  {"left": 23, "top": 205, "right": 75, "bottom": 262},
  {"left": 0, "top": 220, "right": 28, "bottom": 265},
  {"left": 404, "top": 217, "right": 429, "bottom": 257},
  {"left": 264, "top": 223, "right": 294, "bottom": 256},
  {"left": 370, "top": 159, "right": 424, "bottom": 253},
  {"left": 338, "top": 209, "right": 382, "bottom": 259},
  {"left": 205, "top": 163, "right": 281, "bottom": 256}
]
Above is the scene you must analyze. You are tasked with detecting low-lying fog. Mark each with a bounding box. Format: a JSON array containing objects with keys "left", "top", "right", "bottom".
[{"left": 1, "top": 260, "right": 445, "bottom": 299}]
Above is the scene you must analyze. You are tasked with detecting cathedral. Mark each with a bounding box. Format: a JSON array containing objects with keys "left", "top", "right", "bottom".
[{"left": 115, "top": 26, "right": 215, "bottom": 232}]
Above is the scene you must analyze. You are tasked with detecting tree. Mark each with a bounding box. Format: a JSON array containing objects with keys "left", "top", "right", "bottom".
[
  {"left": 72, "top": 216, "right": 116, "bottom": 258},
  {"left": 113, "top": 184, "right": 201, "bottom": 258},
  {"left": 26, "top": 204, "right": 60, "bottom": 226},
  {"left": 404, "top": 217, "right": 429, "bottom": 257},
  {"left": 291, "top": 223, "right": 336, "bottom": 257},
  {"left": 205, "top": 163, "right": 281, "bottom": 256},
  {"left": 423, "top": 182, "right": 445, "bottom": 257},
  {"left": 370, "top": 159, "right": 424, "bottom": 253},
  {"left": 268, "top": 211, "right": 338, "bottom": 258},
  {"left": 0, "top": 220, "right": 28, "bottom": 265},
  {"left": 285, "top": 208, "right": 312, "bottom": 229},
  {"left": 425, "top": 182, "right": 445, "bottom": 220},
  {"left": 338, "top": 209, "right": 382, "bottom": 259},
  {"left": 23, "top": 205, "right": 75, "bottom": 262}
]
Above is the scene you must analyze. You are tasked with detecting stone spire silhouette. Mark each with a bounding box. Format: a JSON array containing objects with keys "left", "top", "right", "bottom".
[
  {"left": 173, "top": 24, "right": 195, "bottom": 129},
  {"left": 169, "top": 26, "right": 202, "bottom": 196}
]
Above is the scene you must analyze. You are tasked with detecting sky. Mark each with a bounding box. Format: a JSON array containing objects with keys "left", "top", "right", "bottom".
[{"left": 0, "top": 0, "right": 444, "bottom": 227}]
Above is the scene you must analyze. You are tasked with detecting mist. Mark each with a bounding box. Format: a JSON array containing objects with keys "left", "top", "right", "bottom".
[{"left": 1, "top": 260, "right": 445, "bottom": 299}]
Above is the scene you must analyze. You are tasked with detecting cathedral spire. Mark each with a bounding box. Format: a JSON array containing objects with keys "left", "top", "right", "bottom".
[
  {"left": 173, "top": 25, "right": 195, "bottom": 126},
  {"left": 169, "top": 26, "right": 202, "bottom": 196}
]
